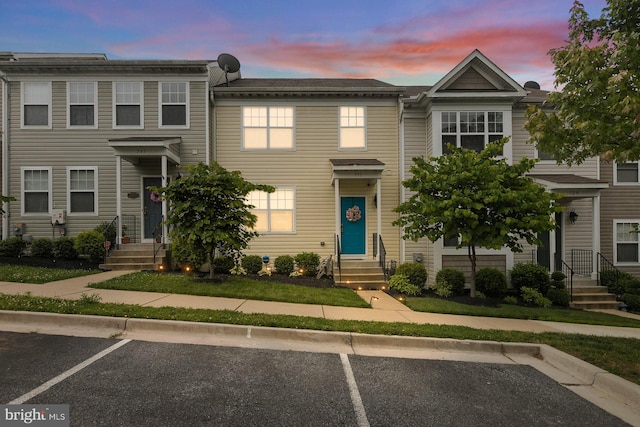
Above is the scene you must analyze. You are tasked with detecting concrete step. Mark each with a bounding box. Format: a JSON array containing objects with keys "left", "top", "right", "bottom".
[
  {"left": 104, "top": 255, "right": 161, "bottom": 264},
  {"left": 571, "top": 293, "right": 618, "bottom": 302},
  {"left": 335, "top": 280, "right": 388, "bottom": 290},
  {"left": 571, "top": 286, "right": 611, "bottom": 294},
  {"left": 99, "top": 263, "right": 161, "bottom": 271},
  {"left": 571, "top": 301, "right": 621, "bottom": 310}
]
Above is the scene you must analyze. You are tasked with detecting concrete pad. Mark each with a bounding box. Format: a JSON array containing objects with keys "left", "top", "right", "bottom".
[
  {"left": 322, "top": 305, "right": 411, "bottom": 322},
  {"left": 236, "top": 299, "right": 326, "bottom": 317},
  {"left": 142, "top": 294, "right": 247, "bottom": 311},
  {"left": 357, "top": 290, "right": 411, "bottom": 311}
]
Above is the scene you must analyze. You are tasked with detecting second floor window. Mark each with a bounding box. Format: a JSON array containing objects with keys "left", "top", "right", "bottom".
[
  {"left": 160, "top": 82, "right": 188, "bottom": 127},
  {"left": 441, "top": 111, "right": 503, "bottom": 154},
  {"left": 22, "top": 82, "right": 51, "bottom": 127},
  {"left": 340, "top": 106, "right": 365, "bottom": 149},
  {"left": 114, "top": 82, "right": 142, "bottom": 127},
  {"left": 242, "top": 106, "right": 294, "bottom": 150},
  {"left": 68, "top": 82, "right": 96, "bottom": 127},
  {"left": 615, "top": 162, "right": 639, "bottom": 184}
]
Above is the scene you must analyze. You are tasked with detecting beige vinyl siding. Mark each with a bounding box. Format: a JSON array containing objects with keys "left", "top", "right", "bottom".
[
  {"left": 0, "top": 82, "right": 3, "bottom": 193},
  {"left": 442, "top": 255, "right": 506, "bottom": 284},
  {"left": 215, "top": 102, "right": 400, "bottom": 261},
  {"left": 446, "top": 68, "right": 496, "bottom": 91}
]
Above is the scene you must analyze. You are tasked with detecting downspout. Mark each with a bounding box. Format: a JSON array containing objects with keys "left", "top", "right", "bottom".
[
  {"left": 206, "top": 63, "right": 214, "bottom": 165},
  {"left": 1, "top": 70, "right": 9, "bottom": 240},
  {"left": 398, "top": 96, "right": 405, "bottom": 264}
]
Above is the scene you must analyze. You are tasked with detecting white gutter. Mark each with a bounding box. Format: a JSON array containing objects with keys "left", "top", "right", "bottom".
[
  {"left": 398, "top": 96, "right": 406, "bottom": 264},
  {"left": 1, "top": 70, "right": 9, "bottom": 240}
]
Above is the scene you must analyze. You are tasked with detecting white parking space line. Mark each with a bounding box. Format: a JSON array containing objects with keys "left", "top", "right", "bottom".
[
  {"left": 340, "top": 353, "right": 370, "bottom": 427},
  {"left": 8, "top": 339, "right": 132, "bottom": 405}
]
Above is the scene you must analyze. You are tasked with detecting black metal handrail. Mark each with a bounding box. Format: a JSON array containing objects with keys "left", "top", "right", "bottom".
[
  {"left": 103, "top": 216, "right": 118, "bottom": 264},
  {"left": 597, "top": 252, "right": 619, "bottom": 290},
  {"left": 335, "top": 234, "right": 342, "bottom": 282},
  {"left": 571, "top": 249, "right": 593, "bottom": 276},
  {"left": 555, "top": 254, "right": 575, "bottom": 302},
  {"left": 152, "top": 216, "right": 164, "bottom": 264}
]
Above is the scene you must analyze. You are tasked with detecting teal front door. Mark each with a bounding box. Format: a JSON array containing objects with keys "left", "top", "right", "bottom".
[
  {"left": 341, "top": 196, "right": 366, "bottom": 255},
  {"left": 143, "top": 177, "right": 163, "bottom": 240}
]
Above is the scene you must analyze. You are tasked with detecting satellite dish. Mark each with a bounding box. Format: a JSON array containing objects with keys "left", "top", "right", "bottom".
[{"left": 217, "top": 53, "right": 240, "bottom": 86}]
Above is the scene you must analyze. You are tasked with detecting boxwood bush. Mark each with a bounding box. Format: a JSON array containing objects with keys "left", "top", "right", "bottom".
[
  {"left": 274, "top": 255, "right": 295, "bottom": 275},
  {"left": 241, "top": 255, "right": 263, "bottom": 275},
  {"left": 475, "top": 267, "right": 507, "bottom": 298},
  {"left": 212, "top": 255, "right": 235, "bottom": 274},
  {"left": 74, "top": 231, "right": 104, "bottom": 264},
  {"left": 389, "top": 274, "right": 421, "bottom": 296},
  {"left": 510, "top": 263, "right": 551, "bottom": 295},
  {"left": 294, "top": 252, "right": 320, "bottom": 277},
  {"left": 434, "top": 268, "right": 466, "bottom": 296},
  {"left": 30, "top": 238, "right": 53, "bottom": 259},
  {"left": 52, "top": 237, "right": 77, "bottom": 260},
  {"left": 0, "top": 237, "right": 27, "bottom": 258},
  {"left": 394, "top": 262, "right": 427, "bottom": 289}
]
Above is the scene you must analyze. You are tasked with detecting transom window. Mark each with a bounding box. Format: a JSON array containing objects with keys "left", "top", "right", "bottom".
[
  {"left": 21, "top": 168, "right": 51, "bottom": 214},
  {"left": 68, "top": 82, "right": 96, "bottom": 127},
  {"left": 242, "top": 106, "right": 294, "bottom": 150},
  {"left": 22, "top": 82, "right": 51, "bottom": 127},
  {"left": 441, "top": 111, "right": 503, "bottom": 153},
  {"left": 615, "top": 221, "right": 640, "bottom": 264},
  {"left": 340, "top": 106, "right": 366, "bottom": 149},
  {"left": 68, "top": 167, "right": 98, "bottom": 214},
  {"left": 615, "top": 162, "right": 639, "bottom": 184},
  {"left": 247, "top": 188, "right": 295, "bottom": 232},
  {"left": 160, "top": 82, "right": 188, "bottom": 127},
  {"left": 114, "top": 82, "right": 142, "bottom": 127}
]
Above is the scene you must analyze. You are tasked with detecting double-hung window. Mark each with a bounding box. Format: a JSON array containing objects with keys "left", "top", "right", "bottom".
[
  {"left": 340, "top": 106, "right": 365, "bottom": 149},
  {"left": 242, "top": 106, "right": 294, "bottom": 150},
  {"left": 615, "top": 221, "right": 640, "bottom": 264},
  {"left": 615, "top": 162, "right": 640, "bottom": 185},
  {"left": 160, "top": 82, "right": 188, "bottom": 127},
  {"left": 68, "top": 82, "right": 97, "bottom": 127},
  {"left": 22, "top": 168, "right": 51, "bottom": 215},
  {"left": 114, "top": 82, "right": 142, "bottom": 127},
  {"left": 441, "top": 111, "right": 503, "bottom": 154},
  {"left": 22, "top": 82, "right": 51, "bottom": 127},
  {"left": 68, "top": 167, "right": 98, "bottom": 214},
  {"left": 247, "top": 188, "right": 295, "bottom": 232}
]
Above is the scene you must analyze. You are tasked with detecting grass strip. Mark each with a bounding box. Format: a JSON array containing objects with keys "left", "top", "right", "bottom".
[{"left": 0, "top": 264, "right": 100, "bottom": 284}]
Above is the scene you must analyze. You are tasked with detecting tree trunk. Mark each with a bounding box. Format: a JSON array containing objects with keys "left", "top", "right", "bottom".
[
  {"left": 467, "top": 245, "right": 477, "bottom": 298},
  {"left": 208, "top": 251, "right": 215, "bottom": 280}
]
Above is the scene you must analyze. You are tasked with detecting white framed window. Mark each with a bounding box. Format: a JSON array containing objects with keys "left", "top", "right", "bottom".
[
  {"left": 22, "top": 82, "right": 51, "bottom": 128},
  {"left": 614, "top": 161, "right": 640, "bottom": 185},
  {"left": 113, "top": 82, "right": 143, "bottom": 128},
  {"left": 242, "top": 106, "right": 294, "bottom": 150},
  {"left": 440, "top": 111, "right": 503, "bottom": 154},
  {"left": 21, "top": 167, "right": 52, "bottom": 215},
  {"left": 67, "top": 167, "right": 98, "bottom": 215},
  {"left": 160, "top": 82, "right": 189, "bottom": 127},
  {"left": 614, "top": 221, "right": 640, "bottom": 264},
  {"left": 247, "top": 188, "right": 295, "bottom": 233},
  {"left": 68, "top": 82, "right": 97, "bottom": 128},
  {"left": 339, "top": 106, "right": 366, "bottom": 149}
]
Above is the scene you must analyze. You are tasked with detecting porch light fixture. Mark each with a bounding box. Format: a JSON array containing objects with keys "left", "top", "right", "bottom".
[{"left": 569, "top": 210, "right": 579, "bottom": 224}]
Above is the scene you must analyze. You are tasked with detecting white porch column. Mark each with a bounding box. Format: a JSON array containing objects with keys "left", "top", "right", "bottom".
[
  {"left": 334, "top": 178, "right": 340, "bottom": 256},
  {"left": 116, "top": 156, "right": 122, "bottom": 244},
  {"left": 376, "top": 178, "right": 382, "bottom": 262},
  {"left": 161, "top": 155, "right": 168, "bottom": 243},
  {"left": 592, "top": 195, "right": 600, "bottom": 279},
  {"left": 549, "top": 216, "right": 557, "bottom": 272}
]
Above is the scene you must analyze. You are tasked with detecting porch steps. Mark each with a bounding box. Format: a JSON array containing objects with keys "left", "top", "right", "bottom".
[
  {"left": 570, "top": 277, "right": 620, "bottom": 310},
  {"left": 99, "top": 243, "right": 168, "bottom": 271},
  {"left": 335, "top": 260, "right": 387, "bottom": 290}
]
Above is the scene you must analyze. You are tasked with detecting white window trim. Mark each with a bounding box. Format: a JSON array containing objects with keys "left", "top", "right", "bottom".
[
  {"left": 339, "top": 106, "right": 367, "bottom": 151},
  {"left": 112, "top": 81, "right": 144, "bottom": 129},
  {"left": 67, "top": 82, "right": 98, "bottom": 129},
  {"left": 67, "top": 166, "right": 99, "bottom": 216},
  {"left": 21, "top": 81, "right": 52, "bottom": 129},
  {"left": 613, "top": 161, "right": 640, "bottom": 186},
  {"left": 159, "top": 81, "right": 190, "bottom": 129},
  {"left": 249, "top": 187, "right": 296, "bottom": 234},
  {"left": 21, "top": 167, "right": 53, "bottom": 216},
  {"left": 614, "top": 219, "right": 640, "bottom": 266},
  {"left": 241, "top": 106, "right": 296, "bottom": 151}
]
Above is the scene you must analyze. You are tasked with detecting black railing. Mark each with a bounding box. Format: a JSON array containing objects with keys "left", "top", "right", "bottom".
[
  {"left": 571, "top": 249, "right": 593, "bottom": 276},
  {"left": 102, "top": 216, "right": 118, "bottom": 264},
  {"left": 152, "top": 216, "right": 164, "bottom": 264},
  {"left": 555, "top": 254, "right": 575, "bottom": 302},
  {"left": 335, "top": 234, "right": 342, "bottom": 282},
  {"left": 374, "top": 233, "right": 392, "bottom": 281},
  {"left": 597, "top": 252, "right": 619, "bottom": 291}
]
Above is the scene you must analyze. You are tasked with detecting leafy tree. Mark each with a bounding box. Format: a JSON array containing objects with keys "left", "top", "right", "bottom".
[
  {"left": 157, "top": 162, "right": 273, "bottom": 279},
  {"left": 393, "top": 140, "right": 559, "bottom": 297},
  {"left": 525, "top": 0, "right": 640, "bottom": 165},
  {"left": 0, "top": 195, "right": 15, "bottom": 216}
]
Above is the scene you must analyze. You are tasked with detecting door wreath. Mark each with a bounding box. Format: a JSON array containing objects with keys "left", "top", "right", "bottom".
[{"left": 346, "top": 205, "right": 362, "bottom": 222}]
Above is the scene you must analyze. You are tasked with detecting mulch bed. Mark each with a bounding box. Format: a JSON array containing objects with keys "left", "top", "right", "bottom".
[
  {"left": 193, "top": 273, "right": 337, "bottom": 288},
  {"left": 0, "top": 256, "right": 99, "bottom": 271}
]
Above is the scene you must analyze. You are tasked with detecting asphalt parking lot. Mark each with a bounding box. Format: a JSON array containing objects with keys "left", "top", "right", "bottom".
[{"left": 0, "top": 331, "right": 629, "bottom": 426}]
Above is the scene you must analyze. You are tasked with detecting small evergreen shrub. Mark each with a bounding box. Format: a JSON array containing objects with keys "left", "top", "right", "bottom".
[
  {"left": 394, "top": 262, "right": 428, "bottom": 288},
  {"left": 294, "top": 252, "right": 320, "bottom": 277},
  {"left": 171, "top": 237, "right": 207, "bottom": 271},
  {"left": 435, "top": 268, "right": 466, "bottom": 296},
  {"left": 274, "top": 255, "right": 295, "bottom": 275},
  {"left": 30, "top": 238, "right": 53, "bottom": 259},
  {"left": 622, "top": 294, "right": 640, "bottom": 312},
  {"left": 241, "top": 255, "right": 263, "bottom": 275},
  {"left": 0, "top": 237, "right": 27, "bottom": 258},
  {"left": 547, "top": 288, "right": 571, "bottom": 307},
  {"left": 600, "top": 269, "right": 628, "bottom": 296},
  {"left": 475, "top": 267, "right": 507, "bottom": 298},
  {"left": 520, "top": 286, "right": 552, "bottom": 308},
  {"left": 74, "top": 231, "right": 105, "bottom": 264},
  {"left": 212, "top": 255, "right": 235, "bottom": 274},
  {"left": 550, "top": 271, "right": 566, "bottom": 290},
  {"left": 510, "top": 263, "right": 551, "bottom": 295},
  {"left": 94, "top": 221, "right": 116, "bottom": 244},
  {"left": 433, "top": 280, "right": 453, "bottom": 298},
  {"left": 52, "top": 237, "right": 77, "bottom": 260},
  {"left": 389, "top": 274, "right": 421, "bottom": 296},
  {"left": 503, "top": 295, "right": 518, "bottom": 305}
]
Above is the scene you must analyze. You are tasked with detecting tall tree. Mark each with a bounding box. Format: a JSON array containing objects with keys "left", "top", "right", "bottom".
[
  {"left": 0, "top": 195, "right": 14, "bottom": 216},
  {"left": 525, "top": 0, "right": 640, "bottom": 165},
  {"left": 393, "top": 140, "right": 559, "bottom": 297},
  {"left": 157, "top": 162, "right": 273, "bottom": 279}
]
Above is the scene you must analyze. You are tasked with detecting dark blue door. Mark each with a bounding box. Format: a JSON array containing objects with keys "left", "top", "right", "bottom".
[
  {"left": 143, "top": 177, "right": 163, "bottom": 240},
  {"left": 341, "top": 197, "right": 366, "bottom": 255}
]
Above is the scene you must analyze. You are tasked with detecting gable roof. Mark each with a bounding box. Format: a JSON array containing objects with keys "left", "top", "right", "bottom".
[{"left": 213, "top": 78, "right": 405, "bottom": 97}]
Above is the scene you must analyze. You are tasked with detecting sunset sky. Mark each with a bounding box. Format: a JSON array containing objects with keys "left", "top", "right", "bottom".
[{"left": 1, "top": 0, "right": 608, "bottom": 89}]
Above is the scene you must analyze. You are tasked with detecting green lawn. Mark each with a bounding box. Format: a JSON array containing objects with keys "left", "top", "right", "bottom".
[
  {"left": 89, "top": 272, "right": 370, "bottom": 308},
  {"left": 0, "top": 263, "right": 100, "bottom": 284}
]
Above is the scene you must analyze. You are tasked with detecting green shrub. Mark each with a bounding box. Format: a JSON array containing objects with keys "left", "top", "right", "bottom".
[
  {"left": 510, "top": 263, "right": 551, "bottom": 295},
  {"left": 274, "top": 255, "right": 295, "bottom": 275},
  {"left": 435, "top": 268, "right": 466, "bottom": 296},
  {"left": 475, "top": 267, "right": 507, "bottom": 298},
  {"left": 433, "top": 280, "right": 453, "bottom": 298},
  {"left": 52, "top": 237, "right": 77, "bottom": 260},
  {"left": 294, "top": 252, "right": 320, "bottom": 277},
  {"left": 622, "top": 294, "right": 640, "bottom": 312},
  {"left": 550, "top": 271, "right": 566, "bottom": 290},
  {"left": 547, "top": 288, "right": 571, "bottom": 307},
  {"left": 520, "top": 286, "right": 552, "bottom": 308},
  {"left": 171, "top": 237, "right": 207, "bottom": 270},
  {"left": 241, "top": 255, "right": 263, "bottom": 275},
  {"left": 389, "top": 274, "right": 421, "bottom": 296},
  {"left": 600, "top": 269, "right": 625, "bottom": 295},
  {"left": 503, "top": 295, "right": 518, "bottom": 305},
  {"left": 74, "top": 231, "right": 105, "bottom": 264},
  {"left": 212, "top": 255, "right": 235, "bottom": 274},
  {"left": 395, "top": 262, "right": 428, "bottom": 288},
  {"left": 0, "top": 237, "right": 27, "bottom": 258},
  {"left": 94, "top": 221, "right": 116, "bottom": 244},
  {"left": 30, "top": 238, "right": 53, "bottom": 259}
]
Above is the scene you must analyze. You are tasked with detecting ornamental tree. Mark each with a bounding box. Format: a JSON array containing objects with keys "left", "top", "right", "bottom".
[
  {"left": 525, "top": 0, "right": 640, "bottom": 165},
  {"left": 393, "top": 140, "right": 560, "bottom": 297},
  {"left": 0, "top": 195, "right": 14, "bottom": 216},
  {"left": 156, "top": 162, "right": 273, "bottom": 279}
]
